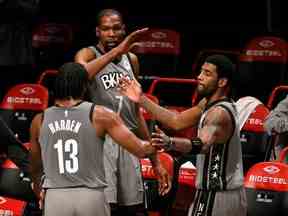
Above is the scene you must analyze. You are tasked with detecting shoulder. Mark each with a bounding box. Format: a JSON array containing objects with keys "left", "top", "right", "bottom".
[
  {"left": 32, "top": 112, "right": 43, "bottom": 125},
  {"left": 128, "top": 52, "right": 138, "bottom": 60},
  {"left": 127, "top": 52, "right": 139, "bottom": 76},
  {"left": 127, "top": 52, "right": 139, "bottom": 65},
  {"left": 92, "top": 105, "right": 119, "bottom": 125},
  {"left": 30, "top": 112, "right": 44, "bottom": 135},
  {"left": 75, "top": 47, "right": 97, "bottom": 63},
  {"left": 205, "top": 105, "right": 233, "bottom": 125}
]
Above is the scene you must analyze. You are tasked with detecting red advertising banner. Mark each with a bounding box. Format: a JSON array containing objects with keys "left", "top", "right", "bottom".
[
  {"left": 240, "top": 36, "right": 287, "bottom": 63},
  {"left": 244, "top": 161, "right": 288, "bottom": 192},
  {"left": 133, "top": 28, "right": 180, "bottom": 55},
  {"left": 0, "top": 196, "right": 26, "bottom": 216},
  {"left": 242, "top": 104, "right": 270, "bottom": 133},
  {"left": 0, "top": 84, "right": 49, "bottom": 111}
]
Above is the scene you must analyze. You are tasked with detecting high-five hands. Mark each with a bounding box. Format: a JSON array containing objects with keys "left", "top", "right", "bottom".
[
  {"left": 117, "top": 28, "right": 149, "bottom": 55},
  {"left": 151, "top": 125, "right": 173, "bottom": 152},
  {"left": 118, "top": 77, "right": 143, "bottom": 102}
]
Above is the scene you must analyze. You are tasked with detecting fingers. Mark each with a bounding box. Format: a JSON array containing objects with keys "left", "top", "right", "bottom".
[
  {"left": 151, "top": 137, "right": 165, "bottom": 147},
  {"left": 119, "top": 76, "right": 131, "bottom": 87},
  {"left": 152, "top": 125, "right": 164, "bottom": 138},
  {"left": 151, "top": 138, "right": 165, "bottom": 151},
  {"left": 39, "top": 190, "right": 45, "bottom": 209},
  {"left": 154, "top": 125, "right": 162, "bottom": 133},
  {"left": 158, "top": 173, "right": 172, "bottom": 196},
  {"left": 118, "top": 77, "right": 131, "bottom": 92},
  {"left": 151, "top": 131, "right": 162, "bottom": 139},
  {"left": 130, "top": 27, "right": 149, "bottom": 37}
]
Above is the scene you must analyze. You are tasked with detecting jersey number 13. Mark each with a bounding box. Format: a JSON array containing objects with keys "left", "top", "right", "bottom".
[{"left": 54, "top": 139, "right": 79, "bottom": 174}]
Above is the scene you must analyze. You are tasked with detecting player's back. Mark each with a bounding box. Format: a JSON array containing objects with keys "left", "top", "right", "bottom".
[{"left": 39, "top": 101, "right": 107, "bottom": 189}]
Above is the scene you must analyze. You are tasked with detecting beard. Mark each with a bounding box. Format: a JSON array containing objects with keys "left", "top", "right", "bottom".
[{"left": 196, "top": 83, "right": 217, "bottom": 98}]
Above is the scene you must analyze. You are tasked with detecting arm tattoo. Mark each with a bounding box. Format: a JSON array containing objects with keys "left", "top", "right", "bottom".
[{"left": 199, "top": 106, "right": 232, "bottom": 151}]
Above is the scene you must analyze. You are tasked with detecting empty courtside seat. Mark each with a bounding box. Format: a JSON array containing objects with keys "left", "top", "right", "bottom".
[
  {"left": 133, "top": 28, "right": 180, "bottom": 77},
  {"left": 244, "top": 146, "right": 288, "bottom": 216},
  {"left": 141, "top": 152, "right": 197, "bottom": 216},
  {"left": 0, "top": 142, "right": 40, "bottom": 214},
  {"left": 236, "top": 36, "right": 288, "bottom": 103},
  {"left": 0, "top": 83, "right": 49, "bottom": 143},
  {"left": 146, "top": 77, "right": 199, "bottom": 139}
]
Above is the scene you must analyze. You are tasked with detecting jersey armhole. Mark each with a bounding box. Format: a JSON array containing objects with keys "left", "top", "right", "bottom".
[
  {"left": 217, "top": 104, "right": 236, "bottom": 139},
  {"left": 127, "top": 52, "right": 136, "bottom": 76},
  {"left": 89, "top": 103, "right": 96, "bottom": 123}
]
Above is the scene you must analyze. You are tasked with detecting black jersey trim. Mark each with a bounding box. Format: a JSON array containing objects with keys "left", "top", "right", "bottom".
[
  {"left": 201, "top": 99, "right": 235, "bottom": 191},
  {"left": 191, "top": 189, "right": 216, "bottom": 216},
  {"left": 89, "top": 103, "right": 96, "bottom": 123}
]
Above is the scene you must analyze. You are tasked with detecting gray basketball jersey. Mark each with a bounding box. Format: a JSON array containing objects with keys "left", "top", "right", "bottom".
[
  {"left": 88, "top": 46, "right": 138, "bottom": 130},
  {"left": 195, "top": 99, "right": 244, "bottom": 190},
  {"left": 39, "top": 101, "right": 107, "bottom": 189}
]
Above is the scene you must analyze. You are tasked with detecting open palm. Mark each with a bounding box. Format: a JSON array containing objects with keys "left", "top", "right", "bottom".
[{"left": 119, "top": 77, "right": 142, "bottom": 102}]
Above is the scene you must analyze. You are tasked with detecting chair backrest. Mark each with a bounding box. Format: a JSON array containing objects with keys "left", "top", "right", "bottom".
[
  {"left": 0, "top": 196, "right": 27, "bottom": 216},
  {"left": 236, "top": 36, "right": 288, "bottom": 103},
  {"left": 146, "top": 77, "right": 199, "bottom": 139},
  {"left": 0, "top": 84, "right": 49, "bottom": 142},
  {"left": 133, "top": 28, "right": 180, "bottom": 77},
  {"left": 266, "top": 85, "right": 288, "bottom": 110}
]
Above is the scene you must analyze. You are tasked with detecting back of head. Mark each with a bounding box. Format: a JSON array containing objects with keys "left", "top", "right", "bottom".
[
  {"left": 54, "top": 62, "right": 88, "bottom": 100},
  {"left": 205, "top": 54, "right": 235, "bottom": 85}
]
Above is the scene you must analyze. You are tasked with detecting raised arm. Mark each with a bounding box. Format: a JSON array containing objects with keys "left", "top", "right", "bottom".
[
  {"left": 75, "top": 28, "right": 148, "bottom": 80},
  {"left": 140, "top": 96, "right": 205, "bottom": 130},
  {"left": 119, "top": 78, "right": 206, "bottom": 130}
]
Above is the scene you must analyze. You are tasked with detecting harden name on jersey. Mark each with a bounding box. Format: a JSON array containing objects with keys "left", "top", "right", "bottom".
[{"left": 48, "top": 119, "right": 82, "bottom": 134}]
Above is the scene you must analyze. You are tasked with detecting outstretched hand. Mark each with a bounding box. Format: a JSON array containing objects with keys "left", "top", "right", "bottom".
[
  {"left": 118, "top": 77, "right": 143, "bottom": 102},
  {"left": 118, "top": 28, "right": 149, "bottom": 54},
  {"left": 153, "top": 163, "right": 172, "bottom": 196},
  {"left": 151, "top": 125, "right": 172, "bottom": 151}
]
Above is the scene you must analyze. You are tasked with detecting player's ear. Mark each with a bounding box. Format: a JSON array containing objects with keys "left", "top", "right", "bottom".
[
  {"left": 218, "top": 77, "right": 228, "bottom": 88},
  {"left": 122, "top": 24, "right": 126, "bottom": 35},
  {"left": 96, "top": 27, "right": 100, "bottom": 37}
]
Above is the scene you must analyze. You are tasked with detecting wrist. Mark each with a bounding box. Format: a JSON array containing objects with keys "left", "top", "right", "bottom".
[
  {"left": 165, "top": 136, "right": 174, "bottom": 151},
  {"left": 139, "top": 93, "right": 145, "bottom": 104},
  {"left": 110, "top": 46, "right": 123, "bottom": 59}
]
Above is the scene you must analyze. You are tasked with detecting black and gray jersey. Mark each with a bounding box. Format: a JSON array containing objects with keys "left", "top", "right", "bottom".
[
  {"left": 88, "top": 46, "right": 138, "bottom": 130},
  {"left": 39, "top": 101, "right": 107, "bottom": 189},
  {"left": 195, "top": 99, "right": 244, "bottom": 191}
]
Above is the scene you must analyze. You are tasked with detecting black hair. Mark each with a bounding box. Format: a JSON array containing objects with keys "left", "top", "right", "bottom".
[
  {"left": 96, "top": 9, "right": 123, "bottom": 26},
  {"left": 205, "top": 54, "right": 235, "bottom": 84},
  {"left": 54, "top": 62, "right": 89, "bottom": 100}
]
